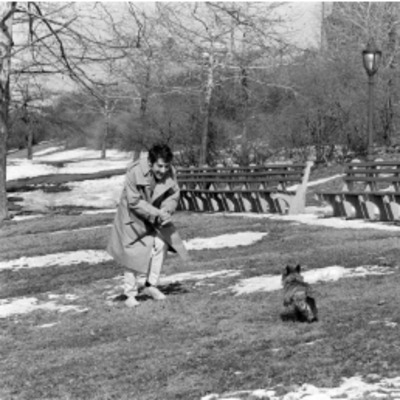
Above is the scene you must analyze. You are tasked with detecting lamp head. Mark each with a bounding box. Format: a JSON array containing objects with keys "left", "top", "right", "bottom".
[{"left": 362, "top": 38, "right": 382, "bottom": 76}]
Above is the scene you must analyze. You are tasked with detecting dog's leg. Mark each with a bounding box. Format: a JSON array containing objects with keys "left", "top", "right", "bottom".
[
  {"left": 293, "top": 293, "right": 315, "bottom": 323},
  {"left": 306, "top": 297, "right": 318, "bottom": 322}
]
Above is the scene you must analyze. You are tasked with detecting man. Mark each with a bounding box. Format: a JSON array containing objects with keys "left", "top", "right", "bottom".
[{"left": 107, "top": 143, "right": 189, "bottom": 307}]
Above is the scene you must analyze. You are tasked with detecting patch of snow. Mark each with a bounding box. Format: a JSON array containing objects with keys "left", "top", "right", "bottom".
[
  {"left": 9, "top": 147, "right": 400, "bottom": 235},
  {"left": 231, "top": 274, "right": 282, "bottom": 295},
  {"left": 59, "top": 159, "right": 129, "bottom": 174},
  {"left": 52, "top": 224, "right": 112, "bottom": 235},
  {"left": 0, "top": 250, "right": 112, "bottom": 272},
  {"left": 0, "top": 232, "right": 267, "bottom": 272},
  {"left": 202, "top": 375, "right": 400, "bottom": 400},
  {"left": 33, "top": 146, "right": 64, "bottom": 156},
  {"left": 81, "top": 209, "right": 116, "bottom": 215},
  {"left": 223, "top": 211, "right": 400, "bottom": 231},
  {"left": 230, "top": 265, "right": 395, "bottom": 295},
  {"left": 7, "top": 160, "right": 57, "bottom": 180},
  {"left": 106, "top": 269, "right": 240, "bottom": 301},
  {"left": 185, "top": 232, "right": 268, "bottom": 251},
  {"left": 11, "top": 214, "right": 45, "bottom": 222},
  {"left": 15, "top": 176, "right": 124, "bottom": 212},
  {"left": 7, "top": 147, "right": 131, "bottom": 181},
  {"left": 161, "top": 269, "right": 241, "bottom": 284},
  {"left": 35, "top": 148, "right": 132, "bottom": 162},
  {"left": 48, "top": 294, "right": 78, "bottom": 301},
  {"left": 303, "top": 205, "right": 335, "bottom": 215},
  {"left": 37, "top": 322, "right": 58, "bottom": 328},
  {"left": 0, "top": 297, "right": 88, "bottom": 318},
  {"left": 369, "top": 319, "right": 398, "bottom": 328}
]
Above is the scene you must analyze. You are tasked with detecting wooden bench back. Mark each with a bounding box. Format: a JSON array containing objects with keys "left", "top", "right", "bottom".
[
  {"left": 177, "top": 163, "right": 309, "bottom": 191},
  {"left": 343, "top": 161, "right": 400, "bottom": 192}
]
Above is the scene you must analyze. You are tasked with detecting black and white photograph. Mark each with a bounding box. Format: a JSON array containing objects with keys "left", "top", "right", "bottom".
[{"left": 1, "top": 2, "right": 400, "bottom": 399}]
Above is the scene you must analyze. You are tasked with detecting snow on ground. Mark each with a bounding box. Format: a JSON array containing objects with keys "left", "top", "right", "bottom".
[
  {"left": 7, "top": 146, "right": 400, "bottom": 234},
  {"left": 161, "top": 269, "right": 241, "bottom": 284},
  {"left": 6, "top": 264, "right": 394, "bottom": 319},
  {"left": 0, "top": 296, "right": 88, "bottom": 318},
  {"left": 1, "top": 270, "right": 241, "bottom": 319},
  {"left": 230, "top": 265, "right": 396, "bottom": 296},
  {"left": 108, "top": 269, "right": 241, "bottom": 292},
  {"left": 224, "top": 211, "right": 400, "bottom": 232},
  {"left": 0, "top": 249, "right": 111, "bottom": 272},
  {"left": 81, "top": 208, "right": 116, "bottom": 215},
  {"left": 7, "top": 160, "right": 56, "bottom": 181},
  {"left": 17, "top": 176, "right": 124, "bottom": 212},
  {"left": 202, "top": 375, "right": 400, "bottom": 400},
  {"left": 7, "top": 158, "right": 129, "bottom": 181},
  {"left": 11, "top": 214, "right": 45, "bottom": 222},
  {"left": 185, "top": 231, "right": 268, "bottom": 250},
  {"left": 7, "top": 147, "right": 132, "bottom": 181},
  {"left": 50, "top": 224, "right": 111, "bottom": 236},
  {"left": 36, "top": 148, "right": 133, "bottom": 163},
  {"left": 369, "top": 319, "right": 398, "bottom": 328},
  {"left": 6, "top": 147, "right": 400, "bottom": 398},
  {"left": 32, "top": 145, "right": 64, "bottom": 157},
  {"left": 0, "top": 232, "right": 267, "bottom": 272}
]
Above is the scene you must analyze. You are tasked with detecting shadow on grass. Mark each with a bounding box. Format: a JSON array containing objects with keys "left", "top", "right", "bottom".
[
  {"left": 280, "top": 308, "right": 319, "bottom": 323},
  {"left": 112, "top": 282, "right": 189, "bottom": 303}
]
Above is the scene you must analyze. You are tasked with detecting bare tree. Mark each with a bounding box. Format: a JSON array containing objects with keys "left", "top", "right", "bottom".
[
  {"left": 0, "top": 2, "right": 16, "bottom": 222},
  {"left": 155, "top": 2, "right": 292, "bottom": 165},
  {"left": 10, "top": 75, "right": 46, "bottom": 159},
  {"left": 0, "top": 2, "right": 117, "bottom": 222},
  {"left": 325, "top": 2, "right": 400, "bottom": 148}
]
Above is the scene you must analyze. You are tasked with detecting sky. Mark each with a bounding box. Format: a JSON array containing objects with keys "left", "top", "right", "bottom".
[
  {"left": 4, "top": 142, "right": 400, "bottom": 399},
  {"left": 10, "top": 2, "right": 327, "bottom": 95}
]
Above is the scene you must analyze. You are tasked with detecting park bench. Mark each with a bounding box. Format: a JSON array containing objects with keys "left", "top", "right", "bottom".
[
  {"left": 176, "top": 161, "right": 314, "bottom": 215},
  {"left": 316, "top": 160, "right": 400, "bottom": 221}
]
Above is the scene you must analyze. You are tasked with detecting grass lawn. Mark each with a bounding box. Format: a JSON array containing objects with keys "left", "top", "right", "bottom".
[{"left": 1, "top": 211, "right": 400, "bottom": 399}]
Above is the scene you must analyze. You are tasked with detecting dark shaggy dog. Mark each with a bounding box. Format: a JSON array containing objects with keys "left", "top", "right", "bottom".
[{"left": 281, "top": 264, "right": 318, "bottom": 323}]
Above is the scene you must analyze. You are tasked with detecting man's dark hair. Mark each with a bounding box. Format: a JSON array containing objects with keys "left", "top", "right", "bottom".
[{"left": 148, "top": 143, "right": 173, "bottom": 164}]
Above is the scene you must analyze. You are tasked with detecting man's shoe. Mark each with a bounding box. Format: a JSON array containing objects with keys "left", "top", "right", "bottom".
[
  {"left": 142, "top": 286, "right": 166, "bottom": 300},
  {"left": 125, "top": 296, "right": 140, "bottom": 308}
]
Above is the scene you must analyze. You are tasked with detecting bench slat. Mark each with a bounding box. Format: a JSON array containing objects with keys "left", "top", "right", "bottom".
[
  {"left": 316, "top": 160, "right": 400, "bottom": 221},
  {"left": 178, "top": 171, "right": 304, "bottom": 178},
  {"left": 177, "top": 164, "right": 307, "bottom": 172},
  {"left": 344, "top": 176, "right": 400, "bottom": 183},
  {"left": 178, "top": 161, "right": 313, "bottom": 215}
]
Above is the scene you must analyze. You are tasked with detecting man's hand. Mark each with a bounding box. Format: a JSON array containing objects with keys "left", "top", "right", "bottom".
[{"left": 158, "top": 209, "right": 172, "bottom": 226}]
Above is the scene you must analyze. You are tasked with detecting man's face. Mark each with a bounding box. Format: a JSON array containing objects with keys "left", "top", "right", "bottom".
[{"left": 150, "top": 158, "right": 170, "bottom": 181}]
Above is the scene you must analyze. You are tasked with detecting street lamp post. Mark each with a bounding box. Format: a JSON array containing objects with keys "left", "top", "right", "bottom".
[{"left": 362, "top": 38, "right": 382, "bottom": 159}]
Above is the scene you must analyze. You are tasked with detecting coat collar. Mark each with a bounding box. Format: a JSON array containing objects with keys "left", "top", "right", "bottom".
[
  {"left": 139, "top": 156, "right": 152, "bottom": 177},
  {"left": 130, "top": 157, "right": 151, "bottom": 186}
]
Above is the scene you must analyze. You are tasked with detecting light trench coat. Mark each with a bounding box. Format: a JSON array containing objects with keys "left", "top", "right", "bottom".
[{"left": 107, "top": 157, "right": 189, "bottom": 273}]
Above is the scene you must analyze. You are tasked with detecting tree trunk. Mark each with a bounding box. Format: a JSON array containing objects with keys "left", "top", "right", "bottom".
[
  {"left": 199, "top": 54, "right": 214, "bottom": 166},
  {"left": 0, "top": 3, "right": 15, "bottom": 223},
  {"left": 140, "top": 68, "right": 151, "bottom": 118},
  {"left": 240, "top": 65, "right": 249, "bottom": 162},
  {"left": 101, "top": 111, "right": 109, "bottom": 159},
  {"left": 383, "top": 3, "right": 398, "bottom": 146},
  {"left": 26, "top": 125, "right": 33, "bottom": 160},
  {"left": 24, "top": 103, "right": 33, "bottom": 160}
]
